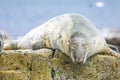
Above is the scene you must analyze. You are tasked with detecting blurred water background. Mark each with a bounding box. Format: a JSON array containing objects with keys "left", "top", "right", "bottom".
[{"left": 0, "top": 0, "right": 120, "bottom": 39}]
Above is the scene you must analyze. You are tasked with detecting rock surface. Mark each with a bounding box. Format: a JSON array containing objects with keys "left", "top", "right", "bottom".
[{"left": 0, "top": 49, "right": 120, "bottom": 80}]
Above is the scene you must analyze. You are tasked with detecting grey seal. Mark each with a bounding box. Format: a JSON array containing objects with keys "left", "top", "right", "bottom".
[{"left": 3, "top": 13, "right": 120, "bottom": 63}]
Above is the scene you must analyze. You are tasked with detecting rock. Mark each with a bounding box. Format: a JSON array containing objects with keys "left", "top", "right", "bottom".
[
  {"left": 0, "top": 70, "right": 29, "bottom": 80},
  {"left": 0, "top": 49, "right": 120, "bottom": 80},
  {"left": 0, "top": 49, "right": 53, "bottom": 80}
]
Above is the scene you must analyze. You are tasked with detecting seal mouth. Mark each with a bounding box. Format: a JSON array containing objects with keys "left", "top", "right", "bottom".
[
  {"left": 70, "top": 53, "right": 85, "bottom": 63},
  {"left": 74, "top": 52, "right": 88, "bottom": 64},
  {"left": 75, "top": 56, "right": 84, "bottom": 63}
]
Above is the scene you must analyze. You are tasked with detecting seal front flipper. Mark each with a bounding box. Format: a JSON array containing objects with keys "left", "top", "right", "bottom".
[{"left": 32, "top": 41, "right": 44, "bottom": 50}]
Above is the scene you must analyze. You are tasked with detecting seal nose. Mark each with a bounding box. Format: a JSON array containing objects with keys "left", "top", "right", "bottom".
[
  {"left": 75, "top": 51, "right": 88, "bottom": 64},
  {"left": 76, "top": 57, "right": 83, "bottom": 63}
]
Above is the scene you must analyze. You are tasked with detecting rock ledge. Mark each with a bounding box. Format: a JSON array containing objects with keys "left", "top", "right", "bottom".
[{"left": 0, "top": 49, "right": 120, "bottom": 80}]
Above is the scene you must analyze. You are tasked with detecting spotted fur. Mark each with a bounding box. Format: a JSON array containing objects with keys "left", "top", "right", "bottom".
[{"left": 3, "top": 13, "right": 120, "bottom": 63}]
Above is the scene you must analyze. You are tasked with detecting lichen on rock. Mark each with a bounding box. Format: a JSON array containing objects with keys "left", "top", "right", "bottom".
[{"left": 0, "top": 49, "right": 120, "bottom": 80}]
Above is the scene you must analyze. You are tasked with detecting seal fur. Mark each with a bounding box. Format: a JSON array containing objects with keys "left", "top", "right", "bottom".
[{"left": 3, "top": 13, "right": 120, "bottom": 63}]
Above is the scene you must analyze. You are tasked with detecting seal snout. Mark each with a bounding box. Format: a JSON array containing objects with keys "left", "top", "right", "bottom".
[{"left": 74, "top": 52, "right": 88, "bottom": 64}]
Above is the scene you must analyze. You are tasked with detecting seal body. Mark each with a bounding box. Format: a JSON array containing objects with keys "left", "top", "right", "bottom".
[{"left": 3, "top": 13, "right": 108, "bottom": 63}]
